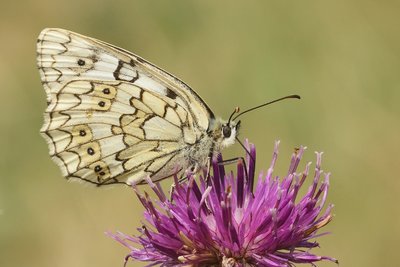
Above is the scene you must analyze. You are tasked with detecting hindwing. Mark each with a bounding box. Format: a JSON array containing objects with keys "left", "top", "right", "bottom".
[{"left": 41, "top": 79, "right": 199, "bottom": 185}]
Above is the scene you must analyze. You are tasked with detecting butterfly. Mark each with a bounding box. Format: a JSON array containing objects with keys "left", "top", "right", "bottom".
[{"left": 37, "top": 28, "right": 246, "bottom": 186}]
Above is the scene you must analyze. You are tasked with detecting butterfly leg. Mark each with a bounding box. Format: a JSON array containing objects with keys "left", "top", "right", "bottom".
[
  {"left": 169, "top": 177, "right": 183, "bottom": 201},
  {"left": 179, "top": 162, "right": 198, "bottom": 184},
  {"left": 205, "top": 158, "right": 212, "bottom": 186},
  {"left": 169, "top": 170, "right": 192, "bottom": 200},
  {"left": 169, "top": 182, "right": 176, "bottom": 201},
  {"left": 178, "top": 175, "right": 189, "bottom": 184}
]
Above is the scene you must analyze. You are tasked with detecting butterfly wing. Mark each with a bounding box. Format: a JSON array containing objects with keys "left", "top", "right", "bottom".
[
  {"left": 37, "top": 28, "right": 213, "bottom": 185},
  {"left": 37, "top": 28, "right": 214, "bottom": 130}
]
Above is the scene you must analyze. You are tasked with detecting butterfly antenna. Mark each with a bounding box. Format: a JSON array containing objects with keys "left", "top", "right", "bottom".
[
  {"left": 233, "top": 94, "right": 301, "bottom": 121},
  {"left": 236, "top": 137, "right": 255, "bottom": 163},
  {"left": 228, "top": 106, "right": 240, "bottom": 124}
]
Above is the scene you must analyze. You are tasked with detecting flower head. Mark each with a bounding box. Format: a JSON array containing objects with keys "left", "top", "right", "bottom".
[{"left": 109, "top": 141, "right": 337, "bottom": 266}]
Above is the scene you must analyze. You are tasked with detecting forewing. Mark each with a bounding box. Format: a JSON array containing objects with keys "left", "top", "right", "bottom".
[
  {"left": 41, "top": 80, "right": 194, "bottom": 185},
  {"left": 37, "top": 28, "right": 214, "bottom": 131}
]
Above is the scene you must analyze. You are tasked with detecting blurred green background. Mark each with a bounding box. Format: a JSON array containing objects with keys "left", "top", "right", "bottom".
[{"left": 1, "top": 0, "right": 399, "bottom": 266}]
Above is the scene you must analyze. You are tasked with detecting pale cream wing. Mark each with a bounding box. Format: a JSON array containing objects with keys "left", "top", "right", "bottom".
[
  {"left": 41, "top": 79, "right": 196, "bottom": 185},
  {"left": 37, "top": 28, "right": 214, "bottom": 131}
]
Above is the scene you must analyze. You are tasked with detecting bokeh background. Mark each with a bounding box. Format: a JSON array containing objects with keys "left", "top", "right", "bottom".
[{"left": 1, "top": 1, "right": 399, "bottom": 266}]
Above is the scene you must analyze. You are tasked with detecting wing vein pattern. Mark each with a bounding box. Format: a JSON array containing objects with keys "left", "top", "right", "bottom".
[{"left": 37, "top": 28, "right": 215, "bottom": 185}]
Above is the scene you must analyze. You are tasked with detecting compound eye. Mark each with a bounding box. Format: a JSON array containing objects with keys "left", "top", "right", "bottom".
[{"left": 222, "top": 125, "right": 231, "bottom": 138}]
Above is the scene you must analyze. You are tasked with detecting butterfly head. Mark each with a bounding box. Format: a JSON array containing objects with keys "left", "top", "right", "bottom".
[
  {"left": 220, "top": 119, "right": 241, "bottom": 148},
  {"left": 212, "top": 107, "right": 241, "bottom": 149}
]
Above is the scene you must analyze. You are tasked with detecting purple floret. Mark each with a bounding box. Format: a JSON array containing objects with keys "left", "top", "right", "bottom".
[{"left": 109, "top": 141, "right": 337, "bottom": 267}]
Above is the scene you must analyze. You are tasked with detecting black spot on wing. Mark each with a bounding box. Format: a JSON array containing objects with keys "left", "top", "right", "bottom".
[
  {"left": 77, "top": 59, "right": 86, "bottom": 66},
  {"left": 166, "top": 87, "right": 178, "bottom": 99}
]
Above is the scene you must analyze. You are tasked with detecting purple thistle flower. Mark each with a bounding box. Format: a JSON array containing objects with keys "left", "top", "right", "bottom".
[{"left": 109, "top": 141, "right": 337, "bottom": 267}]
